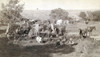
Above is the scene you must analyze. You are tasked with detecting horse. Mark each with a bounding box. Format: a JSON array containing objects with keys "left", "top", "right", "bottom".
[
  {"left": 28, "top": 27, "right": 35, "bottom": 38},
  {"left": 79, "top": 26, "right": 96, "bottom": 38},
  {"left": 63, "top": 20, "right": 69, "bottom": 25},
  {"left": 87, "top": 26, "right": 96, "bottom": 36},
  {"left": 54, "top": 25, "right": 66, "bottom": 36},
  {"left": 34, "top": 24, "right": 40, "bottom": 36}
]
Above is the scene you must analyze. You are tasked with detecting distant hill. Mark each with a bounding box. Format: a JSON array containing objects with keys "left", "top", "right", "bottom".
[
  {"left": 21, "top": 10, "right": 51, "bottom": 20},
  {"left": 21, "top": 10, "right": 94, "bottom": 21}
]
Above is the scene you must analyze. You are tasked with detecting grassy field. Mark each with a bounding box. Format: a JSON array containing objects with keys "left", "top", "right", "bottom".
[
  {"left": 0, "top": 21, "right": 100, "bottom": 39},
  {"left": 0, "top": 21, "right": 100, "bottom": 57}
]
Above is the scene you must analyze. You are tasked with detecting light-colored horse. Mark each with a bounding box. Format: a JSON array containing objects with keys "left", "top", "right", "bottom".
[{"left": 63, "top": 20, "right": 69, "bottom": 25}]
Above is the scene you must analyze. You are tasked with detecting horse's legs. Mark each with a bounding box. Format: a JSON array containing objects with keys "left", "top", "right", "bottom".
[
  {"left": 90, "top": 32, "right": 92, "bottom": 36},
  {"left": 80, "top": 35, "right": 82, "bottom": 38},
  {"left": 86, "top": 32, "right": 87, "bottom": 37},
  {"left": 7, "top": 34, "right": 12, "bottom": 40},
  {"left": 88, "top": 31, "right": 91, "bottom": 36},
  {"left": 7, "top": 34, "right": 10, "bottom": 40}
]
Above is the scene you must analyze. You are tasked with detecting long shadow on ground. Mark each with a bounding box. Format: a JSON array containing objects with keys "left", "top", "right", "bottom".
[
  {"left": 0, "top": 38, "right": 75, "bottom": 57},
  {"left": 0, "top": 30, "right": 6, "bottom": 34}
]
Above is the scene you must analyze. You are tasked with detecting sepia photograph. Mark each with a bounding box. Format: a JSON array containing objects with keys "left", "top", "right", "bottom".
[{"left": 0, "top": 0, "right": 100, "bottom": 57}]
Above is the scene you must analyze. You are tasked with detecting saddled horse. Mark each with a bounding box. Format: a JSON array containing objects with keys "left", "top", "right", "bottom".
[
  {"left": 79, "top": 26, "right": 96, "bottom": 38},
  {"left": 87, "top": 26, "right": 96, "bottom": 36}
]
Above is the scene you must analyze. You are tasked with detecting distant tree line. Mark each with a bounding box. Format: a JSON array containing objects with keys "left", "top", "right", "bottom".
[
  {"left": 79, "top": 11, "right": 100, "bottom": 21},
  {"left": 92, "top": 11, "right": 100, "bottom": 21},
  {"left": 49, "top": 8, "right": 69, "bottom": 20}
]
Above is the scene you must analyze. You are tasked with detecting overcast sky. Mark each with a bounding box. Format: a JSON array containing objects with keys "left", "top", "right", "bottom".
[{"left": 0, "top": 0, "right": 100, "bottom": 10}]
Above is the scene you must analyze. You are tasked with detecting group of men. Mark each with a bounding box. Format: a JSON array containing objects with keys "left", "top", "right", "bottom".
[{"left": 5, "top": 19, "right": 68, "bottom": 42}]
